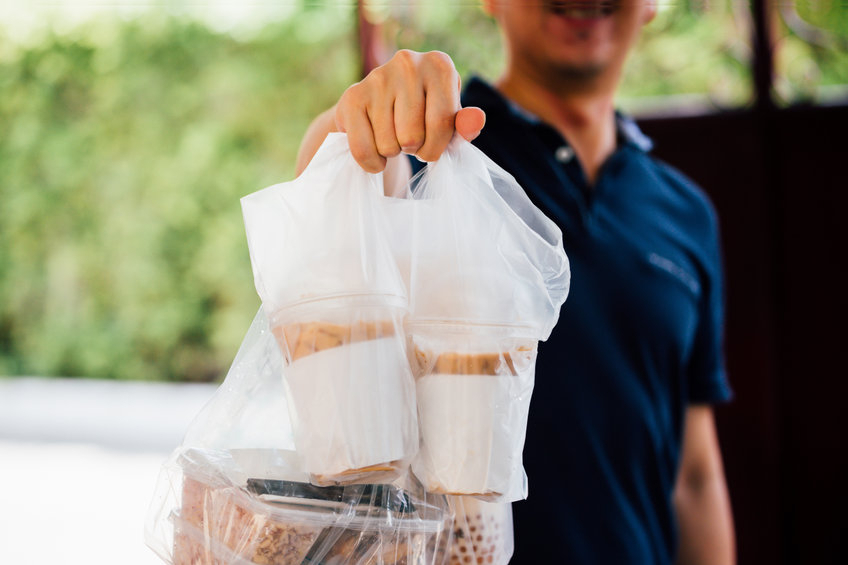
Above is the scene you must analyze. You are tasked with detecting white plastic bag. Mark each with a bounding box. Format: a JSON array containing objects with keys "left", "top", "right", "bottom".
[
  {"left": 405, "top": 137, "right": 569, "bottom": 334},
  {"left": 143, "top": 134, "right": 537, "bottom": 564},
  {"left": 397, "top": 138, "right": 570, "bottom": 502},
  {"left": 240, "top": 133, "right": 418, "bottom": 485},
  {"left": 446, "top": 496, "right": 514, "bottom": 565},
  {"left": 145, "top": 309, "right": 454, "bottom": 565}
]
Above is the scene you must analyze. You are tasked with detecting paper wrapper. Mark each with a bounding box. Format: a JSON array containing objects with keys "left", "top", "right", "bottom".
[
  {"left": 410, "top": 327, "right": 536, "bottom": 502},
  {"left": 241, "top": 133, "right": 416, "bottom": 487},
  {"left": 273, "top": 303, "right": 418, "bottom": 486}
]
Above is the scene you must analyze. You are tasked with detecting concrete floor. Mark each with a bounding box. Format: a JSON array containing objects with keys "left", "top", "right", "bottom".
[{"left": 0, "top": 377, "right": 218, "bottom": 565}]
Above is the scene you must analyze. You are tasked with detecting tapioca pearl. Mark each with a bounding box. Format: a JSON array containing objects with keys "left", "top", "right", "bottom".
[
  {"left": 487, "top": 556, "right": 494, "bottom": 563},
  {"left": 459, "top": 545, "right": 467, "bottom": 553},
  {"left": 463, "top": 556, "right": 472, "bottom": 564},
  {"left": 476, "top": 534, "right": 483, "bottom": 542}
]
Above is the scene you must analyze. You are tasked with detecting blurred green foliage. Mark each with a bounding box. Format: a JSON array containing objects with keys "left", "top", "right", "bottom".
[
  {"left": 1, "top": 3, "right": 845, "bottom": 382},
  {"left": 776, "top": 2, "right": 848, "bottom": 103},
  {"left": 795, "top": 0, "right": 848, "bottom": 35},
  {"left": 620, "top": 3, "right": 754, "bottom": 109},
  {"left": 0, "top": 11, "right": 358, "bottom": 381}
]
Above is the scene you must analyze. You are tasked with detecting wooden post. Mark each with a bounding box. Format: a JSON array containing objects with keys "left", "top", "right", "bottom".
[
  {"left": 357, "top": 0, "right": 391, "bottom": 77},
  {"left": 751, "top": 0, "right": 775, "bottom": 110}
]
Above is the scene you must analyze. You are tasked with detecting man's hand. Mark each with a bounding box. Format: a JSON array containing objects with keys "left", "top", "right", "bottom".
[{"left": 296, "top": 50, "right": 486, "bottom": 177}]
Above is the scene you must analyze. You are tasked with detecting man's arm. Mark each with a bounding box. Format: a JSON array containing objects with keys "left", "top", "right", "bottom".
[
  {"left": 674, "top": 405, "right": 736, "bottom": 565},
  {"left": 295, "top": 106, "right": 337, "bottom": 176}
]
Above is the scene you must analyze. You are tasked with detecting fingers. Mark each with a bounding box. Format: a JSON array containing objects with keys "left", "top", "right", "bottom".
[
  {"left": 455, "top": 106, "right": 486, "bottom": 142},
  {"left": 336, "top": 85, "right": 386, "bottom": 174},
  {"left": 416, "top": 51, "right": 460, "bottom": 162},
  {"left": 338, "top": 50, "right": 481, "bottom": 172},
  {"left": 369, "top": 83, "right": 402, "bottom": 161},
  {"left": 393, "top": 95, "right": 425, "bottom": 156},
  {"left": 392, "top": 51, "right": 427, "bottom": 155}
]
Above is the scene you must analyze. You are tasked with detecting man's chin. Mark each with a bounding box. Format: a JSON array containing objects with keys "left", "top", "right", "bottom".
[
  {"left": 548, "top": 0, "right": 618, "bottom": 20},
  {"left": 550, "top": 60, "right": 606, "bottom": 82}
]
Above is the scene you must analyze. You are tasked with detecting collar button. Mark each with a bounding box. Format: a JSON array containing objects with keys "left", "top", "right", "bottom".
[{"left": 555, "top": 145, "right": 575, "bottom": 163}]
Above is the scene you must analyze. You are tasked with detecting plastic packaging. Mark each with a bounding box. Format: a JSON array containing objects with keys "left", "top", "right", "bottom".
[
  {"left": 446, "top": 496, "right": 514, "bottom": 565},
  {"left": 398, "top": 138, "right": 570, "bottom": 502},
  {"left": 410, "top": 324, "right": 536, "bottom": 501},
  {"left": 145, "top": 309, "right": 454, "bottom": 565},
  {"left": 240, "top": 133, "right": 406, "bottom": 314},
  {"left": 145, "top": 134, "right": 550, "bottom": 563},
  {"left": 155, "top": 449, "right": 453, "bottom": 565},
  {"left": 241, "top": 133, "right": 418, "bottom": 485},
  {"left": 404, "top": 137, "right": 570, "bottom": 336}
]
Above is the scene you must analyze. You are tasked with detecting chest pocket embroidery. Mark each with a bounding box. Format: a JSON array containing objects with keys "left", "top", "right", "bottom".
[{"left": 646, "top": 252, "right": 701, "bottom": 298}]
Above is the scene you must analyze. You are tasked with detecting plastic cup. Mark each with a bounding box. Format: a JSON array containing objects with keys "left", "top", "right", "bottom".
[
  {"left": 410, "top": 323, "right": 536, "bottom": 500},
  {"left": 270, "top": 296, "right": 418, "bottom": 485}
]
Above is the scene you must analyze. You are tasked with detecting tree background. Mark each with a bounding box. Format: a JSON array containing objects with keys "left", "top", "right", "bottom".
[{"left": 1, "top": 1, "right": 845, "bottom": 382}]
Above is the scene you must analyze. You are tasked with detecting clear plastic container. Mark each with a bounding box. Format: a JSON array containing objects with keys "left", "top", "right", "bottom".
[
  {"left": 446, "top": 496, "right": 514, "bottom": 565},
  {"left": 409, "top": 322, "right": 537, "bottom": 502},
  {"left": 270, "top": 295, "right": 418, "bottom": 486},
  {"left": 167, "top": 450, "right": 451, "bottom": 565}
]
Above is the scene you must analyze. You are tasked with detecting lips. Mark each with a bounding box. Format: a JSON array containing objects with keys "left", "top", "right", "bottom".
[{"left": 548, "top": 0, "right": 617, "bottom": 19}]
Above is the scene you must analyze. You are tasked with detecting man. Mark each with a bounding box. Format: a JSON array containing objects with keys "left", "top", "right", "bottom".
[{"left": 297, "top": 1, "right": 735, "bottom": 563}]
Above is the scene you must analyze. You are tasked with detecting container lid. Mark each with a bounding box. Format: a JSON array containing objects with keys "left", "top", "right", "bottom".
[
  {"left": 247, "top": 479, "right": 416, "bottom": 514},
  {"left": 270, "top": 292, "right": 407, "bottom": 327},
  {"left": 240, "top": 479, "right": 445, "bottom": 533}
]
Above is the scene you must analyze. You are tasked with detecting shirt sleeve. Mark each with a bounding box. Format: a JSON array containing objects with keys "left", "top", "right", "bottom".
[{"left": 686, "top": 201, "right": 734, "bottom": 404}]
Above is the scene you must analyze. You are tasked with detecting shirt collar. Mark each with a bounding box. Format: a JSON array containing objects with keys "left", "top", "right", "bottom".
[{"left": 465, "top": 76, "right": 654, "bottom": 153}]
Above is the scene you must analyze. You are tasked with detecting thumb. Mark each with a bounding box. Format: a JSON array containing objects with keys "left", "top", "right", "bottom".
[{"left": 455, "top": 106, "right": 486, "bottom": 142}]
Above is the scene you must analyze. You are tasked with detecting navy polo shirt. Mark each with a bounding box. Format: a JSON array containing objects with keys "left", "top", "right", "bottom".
[{"left": 451, "top": 78, "right": 732, "bottom": 564}]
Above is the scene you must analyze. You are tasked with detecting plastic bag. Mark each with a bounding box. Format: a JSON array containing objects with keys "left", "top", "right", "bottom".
[
  {"left": 240, "top": 133, "right": 418, "bottom": 485},
  {"left": 145, "top": 308, "right": 455, "bottom": 565},
  {"left": 148, "top": 448, "right": 454, "bottom": 565},
  {"left": 144, "top": 134, "right": 544, "bottom": 563},
  {"left": 396, "top": 138, "right": 570, "bottom": 502},
  {"left": 404, "top": 137, "right": 569, "bottom": 335},
  {"left": 445, "top": 496, "right": 514, "bottom": 565}
]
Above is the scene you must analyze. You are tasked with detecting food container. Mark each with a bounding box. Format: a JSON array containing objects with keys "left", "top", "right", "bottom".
[
  {"left": 446, "top": 496, "right": 514, "bottom": 565},
  {"left": 172, "top": 451, "right": 451, "bottom": 565},
  {"left": 240, "top": 134, "right": 415, "bottom": 487},
  {"left": 409, "top": 322, "right": 537, "bottom": 501},
  {"left": 271, "top": 295, "right": 418, "bottom": 486}
]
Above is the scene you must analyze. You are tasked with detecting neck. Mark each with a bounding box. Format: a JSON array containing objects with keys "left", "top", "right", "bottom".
[{"left": 496, "top": 65, "right": 618, "bottom": 186}]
